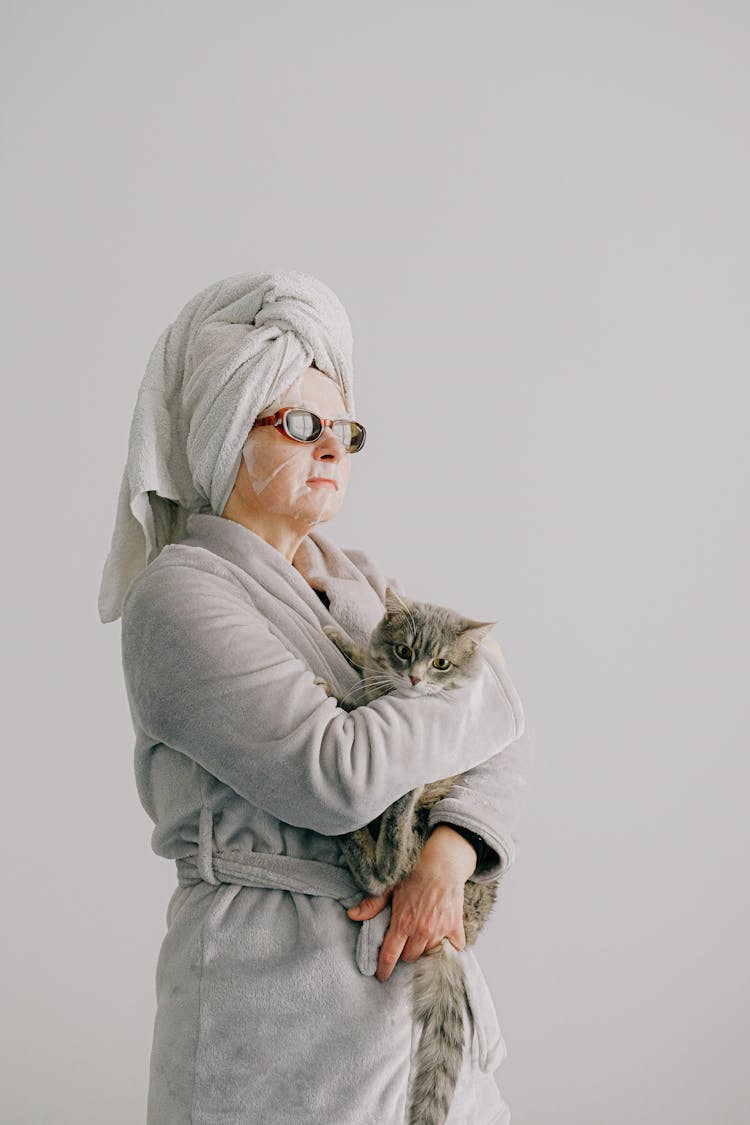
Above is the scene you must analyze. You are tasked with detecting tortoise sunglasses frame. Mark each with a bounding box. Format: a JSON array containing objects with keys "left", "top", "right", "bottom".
[{"left": 253, "top": 406, "right": 367, "bottom": 453}]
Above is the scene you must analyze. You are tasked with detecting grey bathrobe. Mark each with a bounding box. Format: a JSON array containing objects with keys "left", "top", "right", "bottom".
[{"left": 120, "top": 512, "right": 531, "bottom": 1125}]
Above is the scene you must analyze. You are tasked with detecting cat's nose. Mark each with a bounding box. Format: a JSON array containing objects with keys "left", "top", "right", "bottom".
[{"left": 410, "top": 675, "right": 421, "bottom": 685}]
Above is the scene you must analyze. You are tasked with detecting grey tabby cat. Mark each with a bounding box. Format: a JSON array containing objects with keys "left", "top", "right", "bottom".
[{"left": 316, "top": 586, "right": 500, "bottom": 1125}]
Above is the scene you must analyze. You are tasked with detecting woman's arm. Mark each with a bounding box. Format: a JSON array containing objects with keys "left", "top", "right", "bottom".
[
  {"left": 429, "top": 822, "right": 487, "bottom": 869},
  {"left": 348, "top": 734, "right": 534, "bottom": 980},
  {"left": 423, "top": 640, "right": 533, "bottom": 880},
  {"left": 424, "top": 637, "right": 531, "bottom": 882},
  {"left": 425, "top": 728, "right": 535, "bottom": 882},
  {"left": 121, "top": 559, "right": 525, "bottom": 837}
]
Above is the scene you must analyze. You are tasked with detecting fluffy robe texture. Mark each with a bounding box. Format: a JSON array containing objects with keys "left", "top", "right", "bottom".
[
  {"left": 120, "top": 512, "right": 532, "bottom": 1125},
  {"left": 98, "top": 270, "right": 355, "bottom": 624}
]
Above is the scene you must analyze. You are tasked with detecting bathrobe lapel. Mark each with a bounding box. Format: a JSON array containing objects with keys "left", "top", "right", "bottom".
[
  {"left": 290, "top": 529, "right": 388, "bottom": 649},
  {"left": 178, "top": 513, "right": 385, "bottom": 689}
]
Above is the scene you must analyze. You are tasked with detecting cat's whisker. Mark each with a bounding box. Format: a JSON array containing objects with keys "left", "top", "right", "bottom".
[
  {"left": 340, "top": 688, "right": 389, "bottom": 705},
  {"left": 349, "top": 672, "right": 397, "bottom": 687},
  {"left": 344, "top": 676, "right": 393, "bottom": 692},
  {"left": 339, "top": 677, "right": 396, "bottom": 704}
]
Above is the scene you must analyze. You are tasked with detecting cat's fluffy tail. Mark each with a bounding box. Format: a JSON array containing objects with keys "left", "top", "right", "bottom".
[{"left": 407, "top": 938, "right": 467, "bottom": 1125}]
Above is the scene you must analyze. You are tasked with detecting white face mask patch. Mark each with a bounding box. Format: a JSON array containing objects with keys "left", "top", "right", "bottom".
[
  {"left": 242, "top": 440, "right": 304, "bottom": 496},
  {"left": 306, "top": 462, "right": 344, "bottom": 487},
  {"left": 240, "top": 432, "right": 345, "bottom": 523},
  {"left": 234, "top": 366, "right": 353, "bottom": 525}
]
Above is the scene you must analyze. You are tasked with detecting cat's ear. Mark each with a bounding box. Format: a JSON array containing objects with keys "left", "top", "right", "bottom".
[
  {"left": 383, "top": 585, "right": 410, "bottom": 619},
  {"left": 460, "top": 619, "right": 498, "bottom": 651}
]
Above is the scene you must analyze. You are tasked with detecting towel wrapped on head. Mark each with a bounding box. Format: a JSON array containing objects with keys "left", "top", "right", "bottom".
[{"left": 98, "top": 270, "right": 356, "bottom": 624}]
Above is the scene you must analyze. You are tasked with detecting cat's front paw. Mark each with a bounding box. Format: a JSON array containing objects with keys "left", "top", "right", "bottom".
[
  {"left": 313, "top": 676, "right": 337, "bottom": 699},
  {"left": 323, "top": 624, "right": 345, "bottom": 647}
]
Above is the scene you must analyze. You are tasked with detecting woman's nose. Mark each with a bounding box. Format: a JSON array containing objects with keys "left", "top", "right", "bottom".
[{"left": 313, "top": 428, "right": 346, "bottom": 460}]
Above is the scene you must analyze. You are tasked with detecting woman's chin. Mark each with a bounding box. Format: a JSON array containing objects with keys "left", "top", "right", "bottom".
[{"left": 287, "top": 496, "right": 343, "bottom": 525}]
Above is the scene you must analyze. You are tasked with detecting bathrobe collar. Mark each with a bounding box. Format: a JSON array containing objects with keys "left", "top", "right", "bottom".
[{"left": 179, "top": 512, "right": 386, "bottom": 648}]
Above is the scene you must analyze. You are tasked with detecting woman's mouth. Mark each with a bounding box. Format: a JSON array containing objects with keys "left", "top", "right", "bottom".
[{"left": 307, "top": 478, "right": 338, "bottom": 490}]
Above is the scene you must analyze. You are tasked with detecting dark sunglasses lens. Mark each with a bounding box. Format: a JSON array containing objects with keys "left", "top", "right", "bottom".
[
  {"left": 332, "top": 420, "right": 366, "bottom": 452},
  {"left": 285, "top": 409, "right": 321, "bottom": 441}
]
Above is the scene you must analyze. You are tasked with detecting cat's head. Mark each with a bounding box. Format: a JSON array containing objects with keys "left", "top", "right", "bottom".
[{"left": 368, "top": 586, "right": 497, "bottom": 697}]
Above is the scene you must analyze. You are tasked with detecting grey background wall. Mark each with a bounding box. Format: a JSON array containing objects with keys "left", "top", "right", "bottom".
[{"left": 2, "top": 3, "right": 747, "bottom": 1122}]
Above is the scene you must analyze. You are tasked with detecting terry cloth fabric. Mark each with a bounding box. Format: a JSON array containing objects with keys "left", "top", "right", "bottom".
[
  {"left": 120, "top": 511, "right": 532, "bottom": 1124},
  {"left": 98, "top": 270, "right": 355, "bottom": 624}
]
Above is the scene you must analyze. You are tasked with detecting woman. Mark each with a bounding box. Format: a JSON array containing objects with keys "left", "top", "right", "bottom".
[{"left": 99, "top": 271, "right": 532, "bottom": 1125}]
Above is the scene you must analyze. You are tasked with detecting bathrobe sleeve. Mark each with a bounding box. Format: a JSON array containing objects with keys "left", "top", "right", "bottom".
[
  {"left": 120, "top": 560, "right": 525, "bottom": 837},
  {"left": 428, "top": 726, "right": 535, "bottom": 883},
  {"left": 426, "top": 630, "right": 534, "bottom": 883}
]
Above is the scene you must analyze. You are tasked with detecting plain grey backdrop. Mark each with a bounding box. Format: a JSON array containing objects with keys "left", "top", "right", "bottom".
[{"left": 2, "top": 2, "right": 747, "bottom": 1122}]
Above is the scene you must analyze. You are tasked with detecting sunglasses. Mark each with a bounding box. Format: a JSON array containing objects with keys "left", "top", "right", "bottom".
[{"left": 254, "top": 407, "right": 367, "bottom": 453}]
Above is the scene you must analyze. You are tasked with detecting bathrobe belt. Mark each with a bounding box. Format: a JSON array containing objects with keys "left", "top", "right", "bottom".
[
  {"left": 175, "top": 845, "right": 388, "bottom": 979},
  {"left": 174, "top": 820, "right": 507, "bottom": 1073}
]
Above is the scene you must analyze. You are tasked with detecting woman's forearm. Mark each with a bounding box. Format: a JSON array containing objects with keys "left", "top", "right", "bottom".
[{"left": 420, "top": 822, "right": 478, "bottom": 881}]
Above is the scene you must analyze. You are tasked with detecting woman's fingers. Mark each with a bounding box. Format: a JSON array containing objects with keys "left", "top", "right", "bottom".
[
  {"left": 376, "top": 924, "right": 410, "bottom": 982},
  {"left": 446, "top": 920, "right": 467, "bottom": 951},
  {"left": 346, "top": 867, "right": 468, "bottom": 981},
  {"left": 346, "top": 887, "right": 393, "bottom": 919},
  {"left": 373, "top": 873, "right": 468, "bottom": 981},
  {"left": 401, "top": 921, "right": 466, "bottom": 964},
  {"left": 400, "top": 934, "right": 431, "bottom": 963}
]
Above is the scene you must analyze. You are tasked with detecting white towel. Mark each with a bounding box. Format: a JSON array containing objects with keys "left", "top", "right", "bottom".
[{"left": 98, "top": 270, "right": 356, "bottom": 624}]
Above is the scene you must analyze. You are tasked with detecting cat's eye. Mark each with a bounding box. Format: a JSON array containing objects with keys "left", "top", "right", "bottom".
[
  {"left": 393, "top": 644, "right": 412, "bottom": 660},
  {"left": 432, "top": 657, "right": 452, "bottom": 671}
]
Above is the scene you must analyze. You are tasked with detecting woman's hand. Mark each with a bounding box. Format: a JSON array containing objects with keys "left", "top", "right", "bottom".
[{"left": 346, "top": 825, "right": 478, "bottom": 982}]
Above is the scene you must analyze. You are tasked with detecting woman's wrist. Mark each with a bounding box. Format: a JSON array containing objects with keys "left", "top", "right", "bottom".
[
  {"left": 421, "top": 823, "right": 478, "bottom": 881},
  {"left": 435, "top": 821, "right": 486, "bottom": 868}
]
